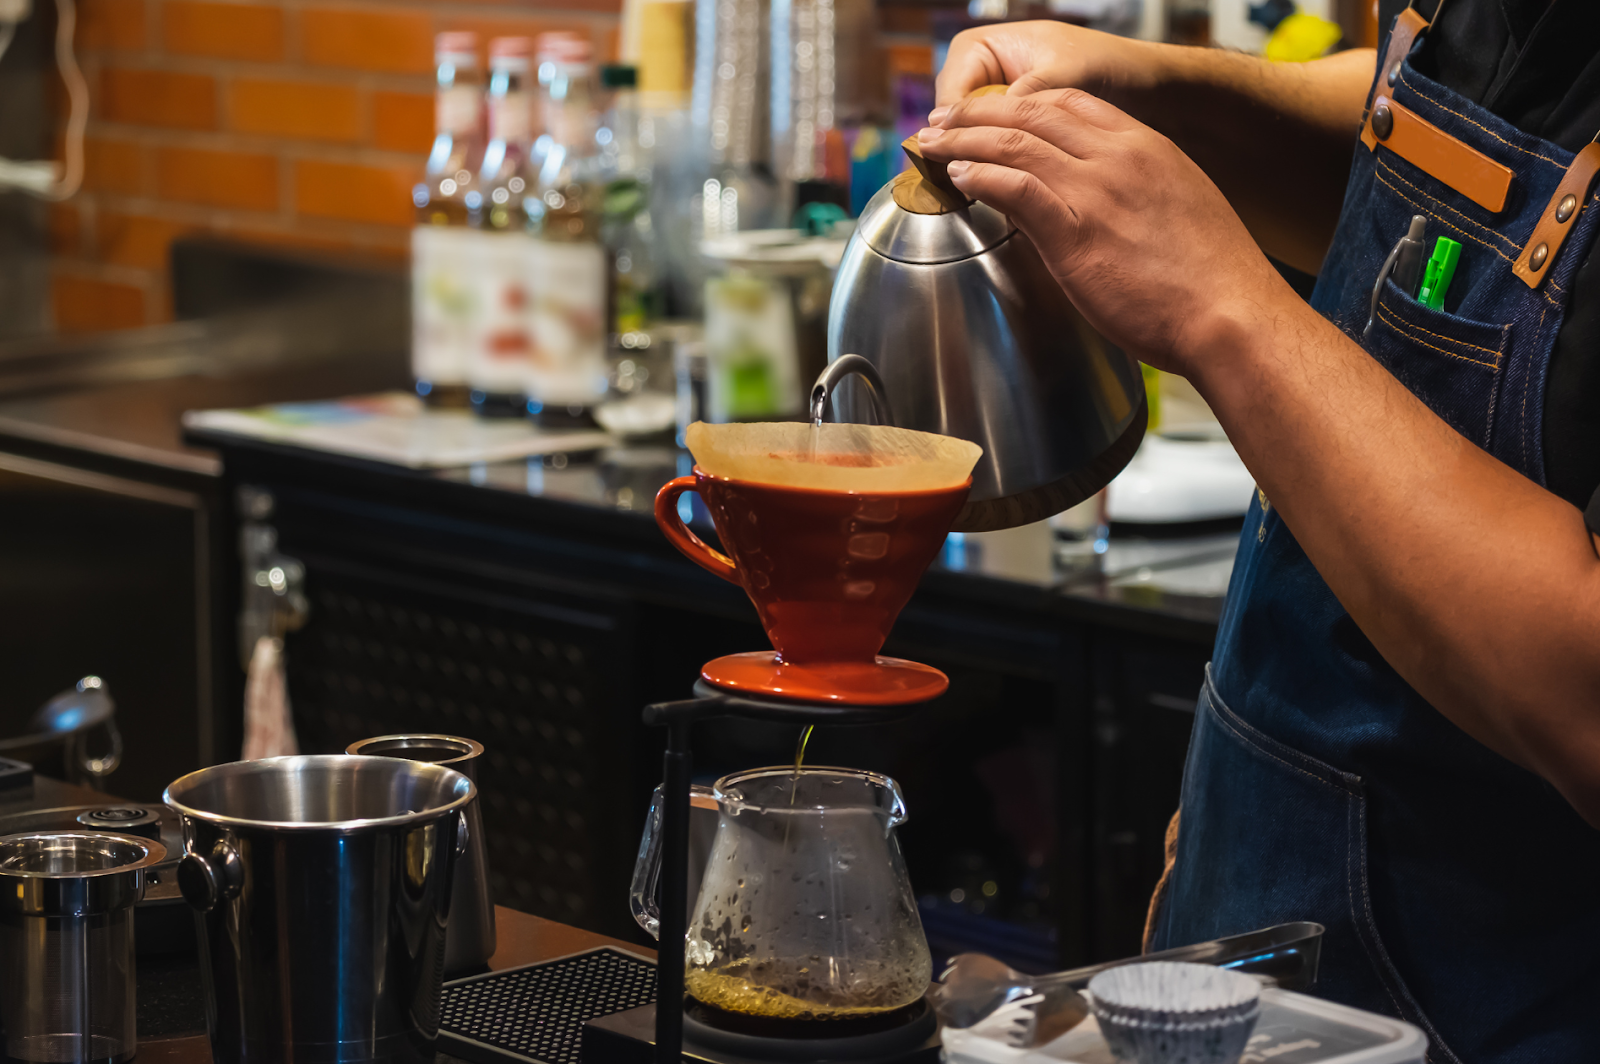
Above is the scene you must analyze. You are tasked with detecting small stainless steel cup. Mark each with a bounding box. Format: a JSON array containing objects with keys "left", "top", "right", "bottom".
[
  {"left": 0, "top": 831, "right": 166, "bottom": 1064},
  {"left": 345, "top": 735, "right": 496, "bottom": 974}
]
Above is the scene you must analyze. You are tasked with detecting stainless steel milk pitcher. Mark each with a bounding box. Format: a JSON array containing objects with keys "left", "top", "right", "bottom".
[{"left": 345, "top": 734, "right": 496, "bottom": 976}]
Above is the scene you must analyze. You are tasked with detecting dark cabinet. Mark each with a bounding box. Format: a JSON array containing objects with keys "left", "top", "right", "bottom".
[{"left": 212, "top": 440, "right": 1219, "bottom": 967}]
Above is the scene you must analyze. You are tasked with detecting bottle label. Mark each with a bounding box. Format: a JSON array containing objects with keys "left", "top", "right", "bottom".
[
  {"left": 704, "top": 273, "right": 801, "bottom": 420},
  {"left": 527, "top": 240, "right": 608, "bottom": 406},
  {"left": 469, "top": 230, "right": 538, "bottom": 394},
  {"left": 437, "top": 86, "right": 480, "bottom": 137},
  {"left": 489, "top": 94, "right": 532, "bottom": 145},
  {"left": 411, "top": 225, "right": 479, "bottom": 386}
]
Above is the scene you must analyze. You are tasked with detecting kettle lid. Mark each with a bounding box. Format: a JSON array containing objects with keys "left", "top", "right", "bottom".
[{"left": 854, "top": 181, "right": 1017, "bottom": 264}]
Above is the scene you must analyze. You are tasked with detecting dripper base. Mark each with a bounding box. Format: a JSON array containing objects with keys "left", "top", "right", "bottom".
[{"left": 699, "top": 652, "right": 949, "bottom": 706}]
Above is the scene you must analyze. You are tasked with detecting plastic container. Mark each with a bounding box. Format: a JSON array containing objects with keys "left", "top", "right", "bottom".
[{"left": 940, "top": 987, "right": 1427, "bottom": 1064}]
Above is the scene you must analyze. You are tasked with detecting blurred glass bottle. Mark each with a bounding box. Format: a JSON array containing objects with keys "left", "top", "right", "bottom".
[
  {"left": 411, "top": 31, "right": 484, "bottom": 408},
  {"left": 468, "top": 36, "right": 538, "bottom": 418},
  {"left": 599, "top": 64, "right": 658, "bottom": 350},
  {"left": 523, "top": 34, "right": 609, "bottom": 427}
]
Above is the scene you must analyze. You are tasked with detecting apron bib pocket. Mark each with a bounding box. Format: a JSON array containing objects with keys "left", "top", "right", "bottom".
[{"left": 1367, "top": 278, "right": 1510, "bottom": 450}]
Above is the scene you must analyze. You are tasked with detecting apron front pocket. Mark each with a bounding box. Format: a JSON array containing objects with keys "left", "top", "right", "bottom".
[
  {"left": 1155, "top": 670, "right": 1463, "bottom": 1063},
  {"left": 1366, "top": 278, "right": 1510, "bottom": 450}
]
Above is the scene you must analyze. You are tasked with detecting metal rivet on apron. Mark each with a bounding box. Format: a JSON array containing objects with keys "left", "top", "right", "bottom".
[
  {"left": 1387, "top": 61, "right": 1401, "bottom": 86},
  {"left": 1373, "top": 102, "right": 1394, "bottom": 140},
  {"left": 1529, "top": 242, "right": 1549, "bottom": 271},
  {"left": 1555, "top": 194, "right": 1577, "bottom": 224}
]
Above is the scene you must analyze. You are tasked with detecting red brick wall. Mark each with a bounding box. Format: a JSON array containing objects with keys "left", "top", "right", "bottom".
[{"left": 50, "top": 0, "right": 621, "bottom": 331}]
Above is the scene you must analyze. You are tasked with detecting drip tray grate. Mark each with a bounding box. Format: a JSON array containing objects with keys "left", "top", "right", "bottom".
[{"left": 440, "top": 946, "right": 657, "bottom": 1064}]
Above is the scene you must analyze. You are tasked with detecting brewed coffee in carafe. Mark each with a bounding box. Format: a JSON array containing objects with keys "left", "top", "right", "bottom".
[
  {"left": 632, "top": 766, "right": 933, "bottom": 1021},
  {"left": 682, "top": 767, "right": 931, "bottom": 1020}
]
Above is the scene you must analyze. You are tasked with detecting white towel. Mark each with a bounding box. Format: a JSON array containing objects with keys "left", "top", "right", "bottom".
[{"left": 241, "top": 635, "right": 300, "bottom": 760}]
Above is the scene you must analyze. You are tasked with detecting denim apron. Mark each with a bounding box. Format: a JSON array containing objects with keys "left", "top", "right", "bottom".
[{"left": 1149, "top": 11, "right": 1600, "bottom": 1064}]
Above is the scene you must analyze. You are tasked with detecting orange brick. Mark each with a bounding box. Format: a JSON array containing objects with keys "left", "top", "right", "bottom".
[
  {"left": 301, "top": 8, "right": 432, "bottom": 73},
  {"left": 48, "top": 204, "right": 82, "bottom": 256},
  {"left": 163, "top": 1, "right": 286, "bottom": 61},
  {"left": 78, "top": 0, "right": 146, "bottom": 51},
  {"left": 101, "top": 68, "right": 217, "bottom": 129},
  {"left": 155, "top": 146, "right": 278, "bottom": 210},
  {"left": 293, "top": 159, "right": 416, "bottom": 227},
  {"left": 228, "top": 78, "right": 361, "bottom": 142},
  {"left": 371, "top": 90, "right": 433, "bottom": 153},
  {"left": 96, "top": 211, "right": 192, "bottom": 269},
  {"left": 885, "top": 44, "right": 933, "bottom": 77},
  {"left": 878, "top": 5, "right": 931, "bottom": 35},
  {"left": 53, "top": 274, "right": 147, "bottom": 332},
  {"left": 82, "top": 136, "right": 146, "bottom": 194}
]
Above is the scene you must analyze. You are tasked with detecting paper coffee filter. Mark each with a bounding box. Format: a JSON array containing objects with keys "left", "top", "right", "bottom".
[{"left": 686, "top": 421, "right": 982, "bottom": 492}]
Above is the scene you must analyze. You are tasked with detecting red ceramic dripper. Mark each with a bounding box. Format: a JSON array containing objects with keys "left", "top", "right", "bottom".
[{"left": 655, "top": 467, "right": 971, "bottom": 704}]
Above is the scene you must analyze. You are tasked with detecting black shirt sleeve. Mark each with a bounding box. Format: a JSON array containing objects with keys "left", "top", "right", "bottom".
[{"left": 1586, "top": 486, "right": 1600, "bottom": 536}]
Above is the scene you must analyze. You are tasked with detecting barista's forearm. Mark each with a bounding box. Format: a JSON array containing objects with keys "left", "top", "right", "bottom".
[
  {"left": 1111, "top": 47, "right": 1374, "bottom": 275},
  {"left": 1187, "top": 295, "right": 1600, "bottom": 826}
]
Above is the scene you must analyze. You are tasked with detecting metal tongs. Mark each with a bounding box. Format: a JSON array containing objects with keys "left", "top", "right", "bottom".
[{"left": 928, "top": 921, "right": 1324, "bottom": 1048}]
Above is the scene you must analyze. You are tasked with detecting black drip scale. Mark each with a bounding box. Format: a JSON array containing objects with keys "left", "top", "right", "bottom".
[{"left": 439, "top": 679, "right": 943, "bottom": 1064}]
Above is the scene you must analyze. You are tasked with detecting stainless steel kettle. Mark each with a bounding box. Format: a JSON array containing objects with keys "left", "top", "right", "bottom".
[{"left": 825, "top": 144, "right": 1147, "bottom": 533}]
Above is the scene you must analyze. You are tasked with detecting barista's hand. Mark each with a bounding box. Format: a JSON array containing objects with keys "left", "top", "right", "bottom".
[
  {"left": 915, "top": 91, "right": 1297, "bottom": 375},
  {"left": 935, "top": 20, "right": 1160, "bottom": 108}
]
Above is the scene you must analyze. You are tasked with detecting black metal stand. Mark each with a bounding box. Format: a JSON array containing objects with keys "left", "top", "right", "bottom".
[{"left": 641, "top": 682, "right": 936, "bottom": 1064}]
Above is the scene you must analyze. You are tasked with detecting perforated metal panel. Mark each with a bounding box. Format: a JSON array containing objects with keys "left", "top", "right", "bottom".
[
  {"left": 282, "top": 563, "right": 638, "bottom": 932},
  {"left": 439, "top": 948, "right": 657, "bottom": 1064}
]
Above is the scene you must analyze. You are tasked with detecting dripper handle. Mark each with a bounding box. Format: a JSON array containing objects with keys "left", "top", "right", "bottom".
[
  {"left": 654, "top": 476, "right": 739, "bottom": 584},
  {"left": 629, "top": 782, "right": 716, "bottom": 938}
]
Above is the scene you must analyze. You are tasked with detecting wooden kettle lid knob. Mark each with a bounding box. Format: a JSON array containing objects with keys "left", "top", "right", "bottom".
[{"left": 892, "top": 85, "right": 1008, "bottom": 215}]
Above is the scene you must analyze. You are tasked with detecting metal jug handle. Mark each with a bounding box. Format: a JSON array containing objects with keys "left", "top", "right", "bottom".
[
  {"left": 811, "top": 355, "right": 894, "bottom": 428},
  {"left": 177, "top": 839, "right": 244, "bottom": 913},
  {"left": 629, "top": 782, "right": 715, "bottom": 939}
]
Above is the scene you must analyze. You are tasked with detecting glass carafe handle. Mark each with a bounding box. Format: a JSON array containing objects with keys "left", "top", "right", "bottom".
[{"left": 629, "top": 782, "right": 714, "bottom": 938}]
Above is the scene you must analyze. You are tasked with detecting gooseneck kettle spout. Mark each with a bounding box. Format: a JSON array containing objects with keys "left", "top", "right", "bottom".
[{"left": 811, "top": 354, "right": 894, "bottom": 428}]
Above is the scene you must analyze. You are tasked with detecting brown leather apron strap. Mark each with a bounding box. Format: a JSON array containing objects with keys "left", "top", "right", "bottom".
[
  {"left": 1141, "top": 807, "right": 1182, "bottom": 954},
  {"left": 1364, "top": 94, "right": 1515, "bottom": 213},
  {"left": 1360, "top": 2, "right": 1515, "bottom": 214},
  {"left": 1362, "top": 5, "right": 1430, "bottom": 125},
  {"left": 1513, "top": 141, "right": 1600, "bottom": 288}
]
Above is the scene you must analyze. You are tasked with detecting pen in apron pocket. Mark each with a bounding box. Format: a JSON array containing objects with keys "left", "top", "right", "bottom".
[{"left": 1365, "top": 215, "right": 1428, "bottom": 337}]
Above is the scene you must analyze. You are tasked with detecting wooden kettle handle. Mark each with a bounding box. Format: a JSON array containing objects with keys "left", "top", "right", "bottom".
[{"left": 895, "top": 85, "right": 1008, "bottom": 215}]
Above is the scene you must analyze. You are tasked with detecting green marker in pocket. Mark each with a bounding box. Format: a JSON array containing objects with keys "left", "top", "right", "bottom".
[{"left": 1418, "top": 237, "right": 1462, "bottom": 311}]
